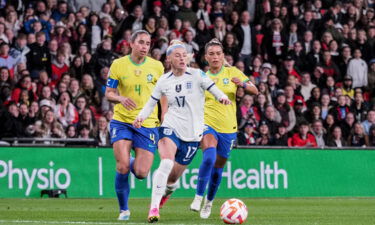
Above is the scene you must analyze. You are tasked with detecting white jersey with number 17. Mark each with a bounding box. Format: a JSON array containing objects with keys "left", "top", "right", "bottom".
[{"left": 138, "top": 67, "right": 226, "bottom": 142}]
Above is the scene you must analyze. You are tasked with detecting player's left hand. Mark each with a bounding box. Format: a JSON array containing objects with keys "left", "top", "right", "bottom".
[
  {"left": 219, "top": 97, "right": 232, "bottom": 105},
  {"left": 231, "top": 77, "right": 243, "bottom": 87},
  {"left": 132, "top": 117, "right": 144, "bottom": 128}
]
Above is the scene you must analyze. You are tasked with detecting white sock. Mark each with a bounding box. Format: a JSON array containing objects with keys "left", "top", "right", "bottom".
[
  {"left": 150, "top": 159, "right": 174, "bottom": 209},
  {"left": 164, "top": 181, "right": 179, "bottom": 196}
]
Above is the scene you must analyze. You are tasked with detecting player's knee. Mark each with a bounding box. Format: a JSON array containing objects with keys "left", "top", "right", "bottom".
[
  {"left": 117, "top": 164, "right": 130, "bottom": 174},
  {"left": 133, "top": 168, "right": 149, "bottom": 179}
]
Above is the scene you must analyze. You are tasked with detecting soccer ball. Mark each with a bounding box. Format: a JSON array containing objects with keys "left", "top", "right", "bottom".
[{"left": 220, "top": 198, "right": 248, "bottom": 224}]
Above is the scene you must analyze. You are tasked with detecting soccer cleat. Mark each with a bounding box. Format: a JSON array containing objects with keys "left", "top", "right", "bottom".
[
  {"left": 118, "top": 210, "right": 130, "bottom": 220},
  {"left": 159, "top": 194, "right": 171, "bottom": 209},
  {"left": 190, "top": 195, "right": 203, "bottom": 212},
  {"left": 147, "top": 207, "right": 160, "bottom": 223},
  {"left": 200, "top": 198, "right": 213, "bottom": 219}
]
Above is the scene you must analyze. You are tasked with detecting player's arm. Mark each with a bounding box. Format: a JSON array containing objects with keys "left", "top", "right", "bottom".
[
  {"left": 160, "top": 95, "right": 168, "bottom": 123},
  {"left": 200, "top": 70, "right": 231, "bottom": 105},
  {"left": 232, "top": 78, "right": 258, "bottom": 95},
  {"left": 105, "top": 86, "right": 137, "bottom": 111},
  {"left": 230, "top": 68, "right": 259, "bottom": 95},
  {"left": 105, "top": 66, "right": 137, "bottom": 110}
]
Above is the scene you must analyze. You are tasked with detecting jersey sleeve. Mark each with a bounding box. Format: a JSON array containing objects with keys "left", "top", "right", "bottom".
[
  {"left": 198, "top": 69, "right": 216, "bottom": 90},
  {"left": 150, "top": 76, "right": 164, "bottom": 100},
  {"left": 231, "top": 67, "right": 249, "bottom": 82},
  {"left": 106, "top": 59, "right": 119, "bottom": 88}
]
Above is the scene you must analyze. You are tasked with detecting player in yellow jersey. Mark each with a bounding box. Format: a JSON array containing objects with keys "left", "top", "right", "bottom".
[
  {"left": 105, "top": 30, "right": 165, "bottom": 221},
  {"left": 190, "top": 39, "right": 258, "bottom": 218}
]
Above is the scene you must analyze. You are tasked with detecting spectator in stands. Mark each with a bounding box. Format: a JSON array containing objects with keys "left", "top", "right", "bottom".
[
  {"left": 0, "top": 66, "right": 12, "bottom": 102},
  {"left": 77, "top": 107, "right": 95, "bottom": 131},
  {"left": 77, "top": 124, "right": 92, "bottom": 139},
  {"left": 300, "top": 72, "right": 316, "bottom": 100},
  {"left": 351, "top": 91, "right": 369, "bottom": 122},
  {"left": 256, "top": 120, "right": 273, "bottom": 146},
  {"left": 80, "top": 74, "right": 101, "bottom": 108},
  {"left": 27, "top": 32, "right": 51, "bottom": 79},
  {"left": 347, "top": 49, "right": 368, "bottom": 88},
  {"left": 326, "top": 126, "right": 347, "bottom": 147},
  {"left": 274, "top": 91, "right": 296, "bottom": 132},
  {"left": 289, "top": 121, "right": 317, "bottom": 147},
  {"left": 261, "top": 105, "right": 281, "bottom": 135},
  {"left": 9, "top": 33, "right": 29, "bottom": 65},
  {"left": 51, "top": 51, "right": 69, "bottom": 85},
  {"left": 55, "top": 91, "right": 79, "bottom": 128},
  {"left": 311, "top": 119, "right": 326, "bottom": 148},
  {"left": 271, "top": 123, "right": 288, "bottom": 146},
  {"left": 233, "top": 11, "right": 253, "bottom": 71},
  {"left": 330, "top": 95, "right": 350, "bottom": 121},
  {"left": 0, "top": 42, "right": 17, "bottom": 78},
  {"left": 51, "top": 1, "right": 69, "bottom": 22},
  {"left": 361, "top": 110, "right": 375, "bottom": 135},
  {"left": 90, "top": 39, "right": 118, "bottom": 77},
  {"left": 368, "top": 125, "right": 375, "bottom": 146},
  {"left": 348, "top": 122, "right": 369, "bottom": 147},
  {"left": 66, "top": 124, "right": 77, "bottom": 138},
  {"left": 34, "top": 109, "right": 65, "bottom": 138},
  {"left": 93, "top": 116, "right": 110, "bottom": 146},
  {"left": 262, "top": 18, "right": 286, "bottom": 65},
  {"left": 11, "top": 75, "right": 36, "bottom": 104}
]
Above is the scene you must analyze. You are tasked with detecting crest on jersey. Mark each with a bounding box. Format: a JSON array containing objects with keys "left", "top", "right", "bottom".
[
  {"left": 175, "top": 84, "right": 182, "bottom": 92},
  {"left": 186, "top": 81, "right": 192, "bottom": 89},
  {"left": 134, "top": 69, "right": 142, "bottom": 76},
  {"left": 223, "top": 78, "right": 229, "bottom": 85},
  {"left": 147, "top": 74, "right": 153, "bottom": 83}
]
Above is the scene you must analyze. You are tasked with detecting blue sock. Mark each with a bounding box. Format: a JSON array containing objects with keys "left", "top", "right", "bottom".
[
  {"left": 207, "top": 167, "right": 223, "bottom": 201},
  {"left": 115, "top": 172, "right": 130, "bottom": 211},
  {"left": 196, "top": 147, "right": 216, "bottom": 196}
]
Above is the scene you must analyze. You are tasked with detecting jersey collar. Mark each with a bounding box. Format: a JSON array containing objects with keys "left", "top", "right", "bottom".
[{"left": 207, "top": 66, "right": 224, "bottom": 76}]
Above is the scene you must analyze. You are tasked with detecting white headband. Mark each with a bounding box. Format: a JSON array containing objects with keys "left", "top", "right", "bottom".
[{"left": 166, "top": 44, "right": 185, "bottom": 56}]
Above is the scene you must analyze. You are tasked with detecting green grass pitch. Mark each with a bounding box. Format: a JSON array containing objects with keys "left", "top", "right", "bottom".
[{"left": 1, "top": 198, "right": 375, "bottom": 225}]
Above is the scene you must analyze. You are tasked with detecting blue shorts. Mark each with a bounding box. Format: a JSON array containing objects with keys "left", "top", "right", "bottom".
[
  {"left": 159, "top": 127, "right": 199, "bottom": 165},
  {"left": 109, "top": 120, "right": 159, "bottom": 153},
  {"left": 203, "top": 125, "right": 237, "bottom": 159}
]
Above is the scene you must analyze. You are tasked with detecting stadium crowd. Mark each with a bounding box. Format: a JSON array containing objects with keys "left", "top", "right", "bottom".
[{"left": 1, "top": 0, "right": 375, "bottom": 147}]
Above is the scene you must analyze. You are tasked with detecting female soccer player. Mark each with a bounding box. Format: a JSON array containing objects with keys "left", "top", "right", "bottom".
[
  {"left": 133, "top": 40, "right": 231, "bottom": 223},
  {"left": 190, "top": 39, "right": 258, "bottom": 219},
  {"left": 105, "top": 30, "right": 165, "bottom": 221}
]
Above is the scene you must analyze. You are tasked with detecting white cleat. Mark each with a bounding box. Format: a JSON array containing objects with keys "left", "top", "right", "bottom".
[
  {"left": 118, "top": 210, "right": 130, "bottom": 220},
  {"left": 200, "top": 198, "right": 213, "bottom": 219},
  {"left": 190, "top": 195, "right": 203, "bottom": 212}
]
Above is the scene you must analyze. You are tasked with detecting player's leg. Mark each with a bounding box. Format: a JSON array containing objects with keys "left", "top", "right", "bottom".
[
  {"left": 148, "top": 128, "right": 178, "bottom": 223},
  {"left": 131, "top": 127, "right": 158, "bottom": 179},
  {"left": 200, "top": 133, "right": 236, "bottom": 219},
  {"left": 191, "top": 126, "right": 218, "bottom": 212},
  {"left": 110, "top": 121, "right": 133, "bottom": 221},
  {"left": 160, "top": 138, "right": 199, "bottom": 209},
  {"left": 159, "top": 162, "right": 187, "bottom": 208}
]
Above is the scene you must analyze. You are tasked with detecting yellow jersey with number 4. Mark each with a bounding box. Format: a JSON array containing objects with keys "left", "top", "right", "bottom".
[
  {"left": 205, "top": 66, "right": 249, "bottom": 133},
  {"left": 107, "top": 55, "right": 164, "bottom": 128}
]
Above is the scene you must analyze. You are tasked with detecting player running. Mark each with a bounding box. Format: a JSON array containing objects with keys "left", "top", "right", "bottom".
[
  {"left": 190, "top": 39, "right": 258, "bottom": 218},
  {"left": 133, "top": 40, "right": 231, "bottom": 223},
  {"left": 105, "top": 30, "right": 165, "bottom": 221}
]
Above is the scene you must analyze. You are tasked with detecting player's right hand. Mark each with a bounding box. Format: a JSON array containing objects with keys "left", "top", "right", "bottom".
[
  {"left": 133, "top": 117, "right": 144, "bottom": 128},
  {"left": 119, "top": 96, "right": 137, "bottom": 110}
]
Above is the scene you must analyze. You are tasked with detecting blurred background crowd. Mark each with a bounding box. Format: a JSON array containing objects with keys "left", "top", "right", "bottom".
[{"left": 1, "top": 0, "right": 375, "bottom": 147}]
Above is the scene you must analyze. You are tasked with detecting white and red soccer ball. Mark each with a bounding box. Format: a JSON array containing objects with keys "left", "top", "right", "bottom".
[{"left": 220, "top": 198, "right": 248, "bottom": 224}]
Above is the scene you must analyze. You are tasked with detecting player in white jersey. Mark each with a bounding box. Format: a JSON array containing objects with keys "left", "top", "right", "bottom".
[{"left": 133, "top": 40, "right": 231, "bottom": 223}]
